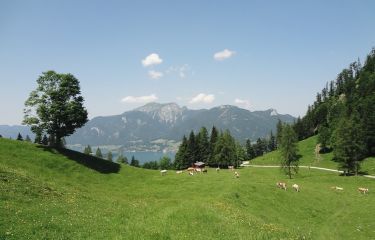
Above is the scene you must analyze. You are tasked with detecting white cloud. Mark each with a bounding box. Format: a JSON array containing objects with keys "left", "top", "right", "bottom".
[
  {"left": 214, "top": 49, "right": 236, "bottom": 61},
  {"left": 189, "top": 93, "right": 215, "bottom": 104},
  {"left": 166, "top": 64, "right": 191, "bottom": 79},
  {"left": 234, "top": 98, "right": 251, "bottom": 109},
  {"left": 121, "top": 94, "right": 158, "bottom": 103},
  {"left": 148, "top": 70, "right": 163, "bottom": 79},
  {"left": 142, "top": 53, "right": 163, "bottom": 67}
]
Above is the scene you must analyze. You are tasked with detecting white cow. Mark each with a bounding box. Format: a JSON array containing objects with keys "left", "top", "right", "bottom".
[
  {"left": 292, "top": 184, "right": 300, "bottom": 192},
  {"left": 160, "top": 170, "right": 167, "bottom": 176},
  {"left": 176, "top": 170, "right": 183, "bottom": 174},
  {"left": 331, "top": 186, "right": 343, "bottom": 191}
]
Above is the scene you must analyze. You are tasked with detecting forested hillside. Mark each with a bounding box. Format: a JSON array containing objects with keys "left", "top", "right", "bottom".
[{"left": 293, "top": 48, "right": 375, "bottom": 174}]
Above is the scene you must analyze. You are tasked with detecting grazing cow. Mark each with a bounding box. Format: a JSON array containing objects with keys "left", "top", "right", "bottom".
[
  {"left": 234, "top": 171, "right": 240, "bottom": 178},
  {"left": 292, "top": 184, "right": 300, "bottom": 192},
  {"left": 228, "top": 166, "right": 234, "bottom": 171},
  {"left": 331, "top": 186, "right": 343, "bottom": 191},
  {"left": 195, "top": 168, "right": 202, "bottom": 173},
  {"left": 176, "top": 170, "right": 183, "bottom": 174},
  {"left": 202, "top": 169, "right": 208, "bottom": 174},
  {"left": 276, "top": 182, "right": 287, "bottom": 190},
  {"left": 216, "top": 167, "right": 220, "bottom": 172},
  {"left": 358, "top": 187, "right": 369, "bottom": 194},
  {"left": 160, "top": 170, "right": 167, "bottom": 176}
]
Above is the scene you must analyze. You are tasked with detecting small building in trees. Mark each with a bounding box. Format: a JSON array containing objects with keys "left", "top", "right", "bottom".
[{"left": 193, "top": 161, "right": 206, "bottom": 169}]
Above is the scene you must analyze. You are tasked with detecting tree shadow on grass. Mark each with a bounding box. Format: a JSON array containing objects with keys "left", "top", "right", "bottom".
[{"left": 37, "top": 146, "right": 120, "bottom": 174}]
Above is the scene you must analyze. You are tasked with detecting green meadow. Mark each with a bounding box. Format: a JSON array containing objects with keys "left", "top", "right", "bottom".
[{"left": 1, "top": 137, "right": 374, "bottom": 239}]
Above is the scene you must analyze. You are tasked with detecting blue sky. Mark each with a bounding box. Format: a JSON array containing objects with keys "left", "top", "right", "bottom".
[{"left": 1, "top": 0, "right": 375, "bottom": 124}]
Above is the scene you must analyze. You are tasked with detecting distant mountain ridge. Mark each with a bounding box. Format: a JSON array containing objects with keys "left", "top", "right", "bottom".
[{"left": 67, "top": 102, "right": 295, "bottom": 147}]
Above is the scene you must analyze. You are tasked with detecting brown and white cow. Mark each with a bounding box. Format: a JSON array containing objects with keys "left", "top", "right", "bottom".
[
  {"left": 358, "top": 187, "right": 369, "bottom": 194},
  {"left": 277, "top": 182, "right": 287, "bottom": 190}
]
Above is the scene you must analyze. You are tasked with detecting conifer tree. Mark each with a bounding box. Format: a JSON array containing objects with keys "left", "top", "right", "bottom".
[
  {"left": 107, "top": 151, "right": 113, "bottom": 162},
  {"left": 245, "top": 139, "right": 255, "bottom": 160},
  {"left": 25, "top": 135, "right": 31, "bottom": 142},
  {"left": 208, "top": 126, "right": 219, "bottom": 166},
  {"left": 116, "top": 152, "right": 128, "bottom": 164},
  {"left": 279, "top": 124, "right": 299, "bottom": 179},
  {"left": 268, "top": 131, "right": 277, "bottom": 151},
  {"left": 34, "top": 131, "right": 42, "bottom": 144},
  {"left": 95, "top": 147, "right": 103, "bottom": 158},
  {"left": 130, "top": 156, "right": 140, "bottom": 167},
  {"left": 84, "top": 145, "right": 92, "bottom": 155},
  {"left": 332, "top": 115, "right": 366, "bottom": 175},
  {"left": 213, "top": 130, "right": 236, "bottom": 168},
  {"left": 187, "top": 131, "right": 197, "bottom": 166},
  {"left": 16, "top": 133, "right": 23, "bottom": 141},
  {"left": 41, "top": 135, "right": 48, "bottom": 145},
  {"left": 174, "top": 135, "right": 189, "bottom": 170},
  {"left": 196, "top": 127, "right": 210, "bottom": 164},
  {"left": 276, "top": 119, "right": 283, "bottom": 148}
]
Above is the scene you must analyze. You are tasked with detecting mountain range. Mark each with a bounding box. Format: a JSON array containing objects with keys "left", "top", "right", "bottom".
[
  {"left": 0, "top": 103, "right": 295, "bottom": 152},
  {"left": 67, "top": 103, "right": 295, "bottom": 149}
]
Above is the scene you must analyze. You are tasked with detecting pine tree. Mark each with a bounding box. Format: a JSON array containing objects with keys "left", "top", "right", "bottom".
[
  {"left": 279, "top": 124, "right": 299, "bottom": 179},
  {"left": 245, "top": 139, "right": 255, "bottom": 160},
  {"left": 276, "top": 119, "right": 283, "bottom": 148},
  {"left": 16, "top": 133, "right": 23, "bottom": 141},
  {"left": 235, "top": 143, "right": 246, "bottom": 167},
  {"left": 253, "top": 138, "right": 265, "bottom": 157},
  {"left": 317, "top": 125, "right": 330, "bottom": 153},
  {"left": 213, "top": 130, "right": 236, "bottom": 168},
  {"left": 84, "top": 145, "right": 92, "bottom": 155},
  {"left": 174, "top": 135, "right": 189, "bottom": 170},
  {"left": 116, "top": 153, "right": 128, "bottom": 164},
  {"left": 41, "top": 135, "right": 48, "bottom": 145},
  {"left": 196, "top": 127, "right": 210, "bottom": 164},
  {"left": 332, "top": 115, "right": 366, "bottom": 175},
  {"left": 25, "top": 135, "right": 31, "bottom": 142},
  {"left": 268, "top": 131, "right": 277, "bottom": 151},
  {"left": 130, "top": 156, "right": 140, "bottom": 167},
  {"left": 208, "top": 126, "right": 219, "bottom": 166},
  {"left": 95, "top": 147, "right": 103, "bottom": 158},
  {"left": 187, "top": 131, "right": 197, "bottom": 166},
  {"left": 107, "top": 151, "right": 113, "bottom": 162},
  {"left": 34, "top": 132, "right": 42, "bottom": 144}
]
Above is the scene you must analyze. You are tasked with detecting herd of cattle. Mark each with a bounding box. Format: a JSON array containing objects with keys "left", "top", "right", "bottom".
[
  {"left": 160, "top": 168, "right": 370, "bottom": 194},
  {"left": 276, "top": 182, "right": 369, "bottom": 194}
]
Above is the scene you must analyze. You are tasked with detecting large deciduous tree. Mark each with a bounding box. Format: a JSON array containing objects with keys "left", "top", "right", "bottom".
[{"left": 23, "top": 71, "right": 88, "bottom": 147}]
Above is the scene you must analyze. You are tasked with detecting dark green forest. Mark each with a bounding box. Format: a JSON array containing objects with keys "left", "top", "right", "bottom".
[{"left": 293, "top": 48, "right": 375, "bottom": 174}]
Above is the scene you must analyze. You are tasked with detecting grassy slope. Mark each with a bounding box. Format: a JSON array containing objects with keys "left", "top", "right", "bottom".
[
  {"left": 251, "top": 135, "right": 375, "bottom": 175},
  {"left": 1, "top": 138, "right": 375, "bottom": 239}
]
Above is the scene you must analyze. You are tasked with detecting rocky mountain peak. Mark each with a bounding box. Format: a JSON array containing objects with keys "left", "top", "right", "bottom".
[{"left": 135, "top": 102, "right": 185, "bottom": 124}]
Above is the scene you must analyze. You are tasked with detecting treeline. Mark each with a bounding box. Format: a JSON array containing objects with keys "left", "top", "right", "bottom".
[
  {"left": 293, "top": 48, "right": 375, "bottom": 174},
  {"left": 174, "top": 126, "right": 277, "bottom": 170}
]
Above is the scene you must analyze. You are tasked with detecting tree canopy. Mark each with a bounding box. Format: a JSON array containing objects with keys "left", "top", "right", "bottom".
[{"left": 23, "top": 71, "right": 88, "bottom": 147}]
